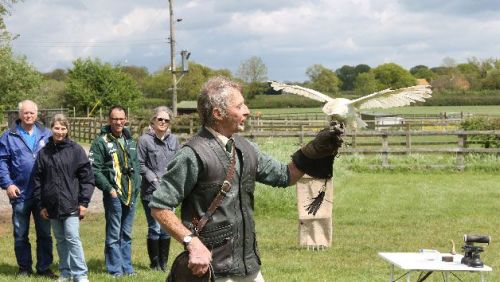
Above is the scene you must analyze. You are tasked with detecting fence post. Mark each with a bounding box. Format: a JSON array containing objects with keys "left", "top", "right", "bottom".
[
  {"left": 350, "top": 131, "right": 356, "bottom": 149},
  {"left": 405, "top": 126, "right": 411, "bottom": 155},
  {"left": 299, "top": 124, "right": 304, "bottom": 146},
  {"left": 456, "top": 133, "right": 466, "bottom": 171},
  {"left": 381, "top": 133, "right": 389, "bottom": 168},
  {"left": 189, "top": 117, "right": 194, "bottom": 135}
]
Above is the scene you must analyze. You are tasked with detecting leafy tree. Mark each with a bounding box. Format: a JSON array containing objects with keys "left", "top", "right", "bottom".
[
  {"left": 372, "top": 63, "right": 416, "bottom": 89},
  {"left": 457, "top": 63, "right": 481, "bottom": 89},
  {"left": 0, "top": 46, "right": 42, "bottom": 116},
  {"left": 66, "top": 58, "right": 141, "bottom": 115},
  {"left": 42, "top": 68, "right": 68, "bottom": 81},
  {"left": 430, "top": 66, "right": 452, "bottom": 75},
  {"left": 442, "top": 56, "right": 457, "bottom": 68},
  {"left": 482, "top": 69, "right": 500, "bottom": 90},
  {"left": 237, "top": 56, "right": 268, "bottom": 83},
  {"left": 336, "top": 65, "right": 356, "bottom": 91},
  {"left": 36, "top": 79, "right": 66, "bottom": 109},
  {"left": 305, "top": 64, "right": 340, "bottom": 95},
  {"left": 143, "top": 66, "right": 172, "bottom": 100},
  {"left": 121, "top": 65, "right": 149, "bottom": 91},
  {"left": 178, "top": 62, "right": 233, "bottom": 101},
  {"left": 353, "top": 71, "right": 382, "bottom": 95},
  {"left": 410, "top": 65, "right": 435, "bottom": 82},
  {"left": 0, "top": 0, "right": 19, "bottom": 43},
  {"left": 461, "top": 116, "right": 500, "bottom": 148},
  {"left": 242, "top": 81, "right": 269, "bottom": 100},
  {"left": 354, "top": 64, "right": 371, "bottom": 74}
]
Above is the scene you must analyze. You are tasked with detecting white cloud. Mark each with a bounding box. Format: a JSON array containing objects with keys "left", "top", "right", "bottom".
[{"left": 4, "top": 0, "right": 500, "bottom": 81}]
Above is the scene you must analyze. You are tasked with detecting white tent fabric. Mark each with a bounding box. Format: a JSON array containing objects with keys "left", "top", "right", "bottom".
[{"left": 296, "top": 175, "right": 333, "bottom": 249}]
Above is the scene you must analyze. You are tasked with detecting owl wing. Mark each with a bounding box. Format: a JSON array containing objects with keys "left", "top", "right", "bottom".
[
  {"left": 350, "top": 85, "right": 432, "bottom": 110},
  {"left": 269, "top": 81, "right": 334, "bottom": 103}
]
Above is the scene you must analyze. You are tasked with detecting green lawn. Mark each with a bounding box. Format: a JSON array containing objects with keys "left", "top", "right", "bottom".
[{"left": 0, "top": 138, "right": 498, "bottom": 281}]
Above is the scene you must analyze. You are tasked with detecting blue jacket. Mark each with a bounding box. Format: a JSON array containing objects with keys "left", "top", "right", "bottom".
[{"left": 0, "top": 120, "right": 51, "bottom": 204}]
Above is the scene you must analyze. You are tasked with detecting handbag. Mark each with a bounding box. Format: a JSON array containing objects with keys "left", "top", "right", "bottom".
[{"left": 167, "top": 142, "right": 237, "bottom": 282}]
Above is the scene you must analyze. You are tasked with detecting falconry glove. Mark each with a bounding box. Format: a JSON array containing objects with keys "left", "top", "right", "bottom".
[{"left": 292, "top": 122, "right": 344, "bottom": 179}]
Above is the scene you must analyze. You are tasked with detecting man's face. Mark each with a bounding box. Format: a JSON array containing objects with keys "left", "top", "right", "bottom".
[
  {"left": 108, "top": 109, "right": 127, "bottom": 137},
  {"left": 19, "top": 102, "right": 38, "bottom": 127},
  {"left": 220, "top": 89, "right": 250, "bottom": 135}
]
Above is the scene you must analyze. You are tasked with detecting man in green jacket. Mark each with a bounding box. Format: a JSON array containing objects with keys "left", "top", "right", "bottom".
[{"left": 89, "top": 105, "right": 141, "bottom": 277}]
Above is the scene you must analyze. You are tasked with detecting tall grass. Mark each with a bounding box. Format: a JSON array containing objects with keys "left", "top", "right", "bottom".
[{"left": 0, "top": 137, "right": 498, "bottom": 281}]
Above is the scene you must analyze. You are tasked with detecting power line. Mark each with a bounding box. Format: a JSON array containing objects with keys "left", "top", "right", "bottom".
[{"left": 13, "top": 38, "right": 168, "bottom": 47}]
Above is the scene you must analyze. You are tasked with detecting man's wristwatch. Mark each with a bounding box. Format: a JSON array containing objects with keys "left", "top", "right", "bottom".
[{"left": 182, "top": 233, "right": 196, "bottom": 249}]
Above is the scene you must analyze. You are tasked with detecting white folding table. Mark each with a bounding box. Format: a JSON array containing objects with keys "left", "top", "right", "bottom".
[{"left": 378, "top": 252, "right": 492, "bottom": 282}]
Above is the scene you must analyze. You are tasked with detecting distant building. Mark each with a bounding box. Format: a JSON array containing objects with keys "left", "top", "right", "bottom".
[
  {"left": 177, "top": 100, "right": 197, "bottom": 115},
  {"left": 360, "top": 112, "right": 405, "bottom": 130}
]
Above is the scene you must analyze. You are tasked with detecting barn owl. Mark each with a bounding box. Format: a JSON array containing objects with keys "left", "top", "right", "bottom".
[{"left": 270, "top": 81, "right": 432, "bottom": 129}]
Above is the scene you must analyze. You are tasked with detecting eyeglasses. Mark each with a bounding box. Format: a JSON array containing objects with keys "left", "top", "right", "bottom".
[
  {"left": 110, "top": 118, "right": 126, "bottom": 122},
  {"left": 156, "top": 118, "right": 170, "bottom": 123}
]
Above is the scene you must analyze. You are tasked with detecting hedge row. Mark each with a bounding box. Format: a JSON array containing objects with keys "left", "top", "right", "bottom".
[{"left": 246, "top": 91, "right": 500, "bottom": 109}]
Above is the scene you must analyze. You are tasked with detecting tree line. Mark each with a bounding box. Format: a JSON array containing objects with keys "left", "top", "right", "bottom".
[{"left": 2, "top": 1, "right": 500, "bottom": 120}]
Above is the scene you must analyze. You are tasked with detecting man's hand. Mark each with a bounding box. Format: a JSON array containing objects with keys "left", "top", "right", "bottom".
[
  {"left": 301, "top": 122, "right": 344, "bottom": 159},
  {"left": 187, "top": 237, "right": 212, "bottom": 277},
  {"left": 110, "top": 189, "right": 118, "bottom": 198},
  {"left": 6, "top": 184, "right": 21, "bottom": 199},
  {"left": 40, "top": 208, "right": 49, "bottom": 220},
  {"left": 79, "top": 205, "right": 87, "bottom": 220}
]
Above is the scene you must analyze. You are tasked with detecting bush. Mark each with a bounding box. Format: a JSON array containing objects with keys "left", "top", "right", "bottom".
[
  {"left": 423, "top": 90, "right": 500, "bottom": 106},
  {"left": 461, "top": 116, "right": 500, "bottom": 148},
  {"left": 247, "top": 94, "right": 322, "bottom": 108}
]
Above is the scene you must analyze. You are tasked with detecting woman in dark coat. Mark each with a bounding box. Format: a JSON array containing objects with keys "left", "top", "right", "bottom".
[
  {"left": 33, "top": 114, "right": 95, "bottom": 282},
  {"left": 137, "top": 106, "right": 180, "bottom": 271}
]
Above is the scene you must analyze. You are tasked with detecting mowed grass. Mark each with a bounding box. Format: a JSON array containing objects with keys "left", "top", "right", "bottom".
[{"left": 0, "top": 137, "right": 499, "bottom": 281}]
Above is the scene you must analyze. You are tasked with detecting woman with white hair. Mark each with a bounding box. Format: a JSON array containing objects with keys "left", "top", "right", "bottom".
[{"left": 137, "top": 106, "right": 180, "bottom": 271}]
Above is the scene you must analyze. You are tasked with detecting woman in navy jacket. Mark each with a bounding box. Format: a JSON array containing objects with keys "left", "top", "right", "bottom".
[{"left": 33, "top": 114, "right": 95, "bottom": 282}]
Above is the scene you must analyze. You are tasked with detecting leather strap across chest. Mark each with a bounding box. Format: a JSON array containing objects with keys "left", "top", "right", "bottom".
[{"left": 193, "top": 143, "right": 236, "bottom": 234}]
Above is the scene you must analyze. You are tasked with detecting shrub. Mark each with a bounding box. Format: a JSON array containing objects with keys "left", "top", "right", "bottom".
[{"left": 461, "top": 116, "right": 500, "bottom": 148}]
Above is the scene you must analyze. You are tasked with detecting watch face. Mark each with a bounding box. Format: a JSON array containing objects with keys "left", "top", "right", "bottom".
[{"left": 183, "top": 235, "right": 192, "bottom": 244}]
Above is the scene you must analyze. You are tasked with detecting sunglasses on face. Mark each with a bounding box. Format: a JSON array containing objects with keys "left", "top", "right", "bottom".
[{"left": 156, "top": 118, "right": 170, "bottom": 123}]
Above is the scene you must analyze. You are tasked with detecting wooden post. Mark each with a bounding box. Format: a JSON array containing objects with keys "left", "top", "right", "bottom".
[
  {"left": 456, "top": 133, "right": 466, "bottom": 171},
  {"left": 350, "top": 131, "right": 355, "bottom": 149},
  {"left": 381, "top": 133, "right": 389, "bottom": 168},
  {"left": 299, "top": 124, "right": 304, "bottom": 146},
  {"left": 405, "top": 126, "right": 411, "bottom": 155},
  {"left": 189, "top": 117, "right": 193, "bottom": 135}
]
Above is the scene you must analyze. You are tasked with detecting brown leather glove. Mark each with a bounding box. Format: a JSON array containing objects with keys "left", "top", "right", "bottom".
[
  {"left": 291, "top": 122, "right": 344, "bottom": 179},
  {"left": 301, "top": 122, "right": 344, "bottom": 159}
]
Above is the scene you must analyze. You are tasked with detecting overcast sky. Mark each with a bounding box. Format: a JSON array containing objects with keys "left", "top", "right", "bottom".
[{"left": 5, "top": 0, "right": 500, "bottom": 82}]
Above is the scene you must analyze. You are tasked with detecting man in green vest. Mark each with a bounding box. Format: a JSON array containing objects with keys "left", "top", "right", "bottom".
[{"left": 150, "top": 76, "right": 343, "bottom": 281}]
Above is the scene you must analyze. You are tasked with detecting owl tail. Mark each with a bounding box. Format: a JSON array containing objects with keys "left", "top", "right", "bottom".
[{"left": 355, "top": 115, "right": 367, "bottom": 129}]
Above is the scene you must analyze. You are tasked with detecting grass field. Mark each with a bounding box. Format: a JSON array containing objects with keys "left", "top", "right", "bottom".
[{"left": 0, "top": 137, "right": 498, "bottom": 281}]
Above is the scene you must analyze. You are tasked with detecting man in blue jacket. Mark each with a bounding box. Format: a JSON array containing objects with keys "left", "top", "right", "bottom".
[{"left": 0, "top": 100, "right": 56, "bottom": 278}]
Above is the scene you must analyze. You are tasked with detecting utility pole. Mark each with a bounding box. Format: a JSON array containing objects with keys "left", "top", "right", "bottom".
[{"left": 168, "top": 0, "right": 177, "bottom": 116}]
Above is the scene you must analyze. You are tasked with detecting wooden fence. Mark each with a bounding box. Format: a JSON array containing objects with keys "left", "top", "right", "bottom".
[
  {"left": 241, "top": 129, "right": 500, "bottom": 170},
  {"left": 61, "top": 117, "right": 500, "bottom": 170},
  {"left": 68, "top": 117, "right": 149, "bottom": 143}
]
